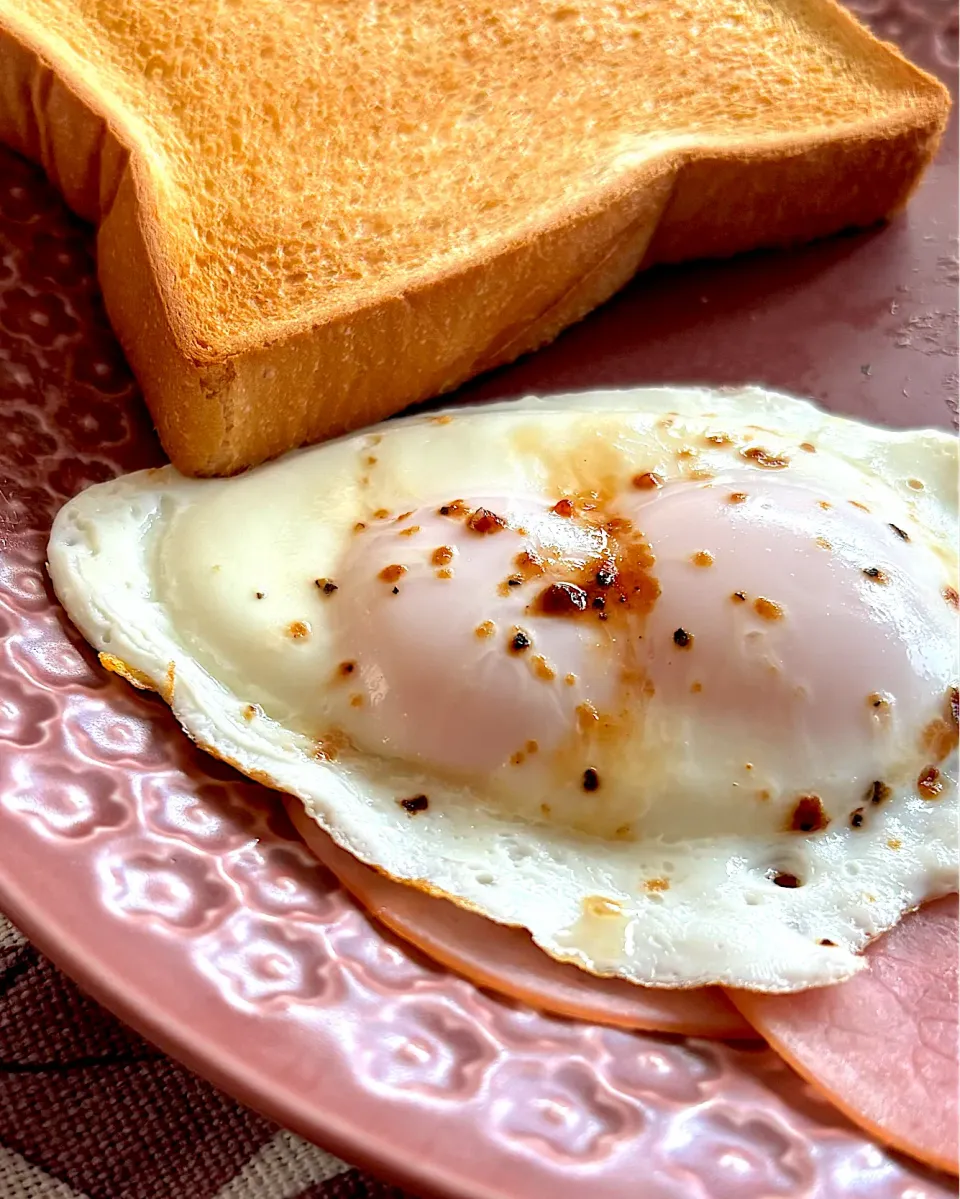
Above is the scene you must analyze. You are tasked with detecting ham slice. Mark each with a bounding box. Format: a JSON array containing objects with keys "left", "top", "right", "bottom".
[
  {"left": 287, "top": 800, "right": 754, "bottom": 1039},
  {"left": 728, "top": 895, "right": 959, "bottom": 1175}
]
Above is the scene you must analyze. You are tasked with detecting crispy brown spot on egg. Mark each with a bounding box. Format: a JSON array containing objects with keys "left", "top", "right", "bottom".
[
  {"left": 564, "top": 673, "right": 577, "bottom": 686},
  {"left": 431, "top": 546, "right": 454, "bottom": 567},
  {"left": 540, "top": 803, "right": 552, "bottom": 816},
  {"left": 436, "top": 568, "right": 453, "bottom": 580},
  {"left": 815, "top": 536, "right": 832, "bottom": 550},
  {"left": 354, "top": 522, "right": 367, "bottom": 533},
  {"left": 907, "top": 478, "right": 924, "bottom": 490},
  {"left": 741, "top": 446, "right": 789, "bottom": 469},
  {"left": 438, "top": 499, "right": 469, "bottom": 518},
  {"left": 705, "top": 432, "right": 733, "bottom": 446},
  {"left": 576, "top": 701, "right": 599, "bottom": 731},
  {"left": 862, "top": 566, "right": 888, "bottom": 583},
  {"left": 789, "top": 795, "right": 829, "bottom": 833},
  {"left": 287, "top": 620, "right": 310, "bottom": 640},
  {"left": 943, "top": 586, "right": 959, "bottom": 610},
  {"left": 690, "top": 680, "right": 703, "bottom": 694},
  {"left": 531, "top": 655, "right": 556, "bottom": 682},
  {"left": 399, "top": 525, "right": 421, "bottom": 537},
  {"left": 799, "top": 442, "right": 816, "bottom": 453},
  {"left": 753, "top": 596, "right": 784, "bottom": 621},
  {"left": 673, "top": 627, "right": 693, "bottom": 648},
  {"left": 817, "top": 500, "right": 832, "bottom": 511},
  {"left": 728, "top": 492, "right": 748, "bottom": 504},
  {"left": 430, "top": 413, "right": 453, "bottom": 425},
  {"left": 243, "top": 704, "right": 260, "bottom": 721},
  {"left": 365, "top": 455, "right": 378, "bottom": 467},
  {"left": 475, "top": 620, "right": 495, "bottom": 639},
  {"left": 526, "top": 740, "right": 539, "bottom": 754},
  {"left": 918, "top": 766, "right": 943, "bottom": 799},
  {"left": 677, "top": 446, "right": 696, "bottom": 459},
  {"left": 467, "top": 507, "right": 507, "bottom": 534},
  {"left": 510, "top": 751, "right": 525, "bottom": 766},
  {"left": 399, "top": 794, "right": 429, "bottom": 813},
  {"left": 553, "top": 498, "right": 574, "bottom": 517},
  {"left": 313, "top": 729, "right": 352, "bottom": 762},
  {"left": 644, "top": 877, "right": 670, "bottom": 892},
  {"left": 632, "top": 471, "right": 663, "bottom": 490},
  {"left": 584, "top": 896, "right": 621, "bottom": 917},
  {"left": 315, "top": 578, "right": 338, "bottom": 594},
  {"left": 537, "top": 581, "right": 589, "bottom": 615},
  {"left": 868, "top": 693, "right": 891, "bottom": 712},
  {"left": 692, "top": 550, "right": 714, "bottom": 567},
  {"left": 887, "top": 838, "right": 902, "bottom": 850},
  {"left": 921, "top": 688, "right": 960, "bottom": 760},
  {"left": 374, "top": 508, "right": 390, "bottom": 520},
  {"left": 379, "top": 564, "right": 406, "bottom": 584},
  {"left": 337, "top": 661, "right": 356, "bottom": 678},
  {"left": 349, "top": 693, "right": 364, "bottom": 708},
  {"left": 866, "top": 780, "right": 892, "bottom": 805},
  {"left": 849, "top": 500, "right": 870, "bottom": 512}
]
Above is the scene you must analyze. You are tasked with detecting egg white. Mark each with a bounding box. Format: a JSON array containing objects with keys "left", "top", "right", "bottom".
[{"left": 48, "top": 387, "right": 959, "bottom": 992}]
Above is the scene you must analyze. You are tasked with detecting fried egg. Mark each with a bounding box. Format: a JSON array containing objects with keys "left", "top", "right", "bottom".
[{"left": 48, "top": 387, "right": 959, "bottom": 991}]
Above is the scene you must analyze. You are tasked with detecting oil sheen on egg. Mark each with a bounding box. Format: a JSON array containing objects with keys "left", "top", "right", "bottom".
[{"left": 47, "top": 387, "right": 959, "bottom": 992}]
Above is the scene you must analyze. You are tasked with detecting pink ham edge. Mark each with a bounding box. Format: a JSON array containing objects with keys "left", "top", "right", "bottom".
[
  {"left": 728, "top": 895, "right": 959, "bottom": 1175},
  {"left": 287, "top": 799, "right": 755, "bottom": 1039}
]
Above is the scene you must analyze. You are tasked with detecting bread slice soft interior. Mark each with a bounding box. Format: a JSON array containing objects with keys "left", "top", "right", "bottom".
[{"left": 0, "top": 0, "right": 949, "bottom": 474}]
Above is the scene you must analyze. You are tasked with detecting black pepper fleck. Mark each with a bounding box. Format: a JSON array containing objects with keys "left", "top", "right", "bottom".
[
  {"left": 582, "top": 767, "right": 600, "bottom": 792},
  {"left": 507, "top": 576, "right": 522, "bottom": 587},
  {"left": 732, "top": 591, "right": 747, "bottom": 602},
  {"left": 866, "top": 780, "right": 891, "bottom": 805},
  {"left": 592, "top": 595, "right": 606, "bottom": 610},
  {"left": 850, "top": 807, "right": 865, "bottom": 828},
  {"left": 255, "top": 591, "right": 265, "bottom": 599},
  {"left": 316, "top": 579, "right": 338, "bottom": 595},
  {"left": 391, "top": 586, "right": 400, "bottom": 595},
  {"left": 399, "top": 794, "right": 429, "bottom": 814},
  {"left": 595, "top": 565, "right": 617, "bottom": 589},
  {"left": 888, "top": 523, "right": 910, "bottom": 542},
  {"left": 511, "top": 630, "right": 532, "bottom": 652},
  {"left": 819, "top": 938, "right": 837, "bottom": 946},
  {"left": 862, "top": 566, "right": 888, "bottom": 582},
  {"left": 673, "top": 627, "right": 693, "bottom": 649}
]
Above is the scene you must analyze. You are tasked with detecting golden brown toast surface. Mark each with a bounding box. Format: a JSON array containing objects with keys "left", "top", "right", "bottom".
[{"left": 0, "top": 0, "right": 949, "bottom": 472}]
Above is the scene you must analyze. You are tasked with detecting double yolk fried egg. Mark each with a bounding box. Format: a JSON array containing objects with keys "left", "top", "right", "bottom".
[{"left": 48, "top": 387, "right": 959, "bottom": 991}]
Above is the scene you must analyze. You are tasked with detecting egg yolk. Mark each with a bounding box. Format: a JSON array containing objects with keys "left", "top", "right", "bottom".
[{"left": 331, "top": 477, "right": 957, "bottom": 836}]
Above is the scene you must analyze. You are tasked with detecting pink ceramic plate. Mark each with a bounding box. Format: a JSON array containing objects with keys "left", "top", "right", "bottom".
[{"left": 0, "top": 2, "right": 956, "bottom": 1195}]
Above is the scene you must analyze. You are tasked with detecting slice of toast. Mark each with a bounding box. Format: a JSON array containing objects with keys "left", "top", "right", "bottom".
[{"left": 0, "top": 0, "right": 949, "bottom": 476}]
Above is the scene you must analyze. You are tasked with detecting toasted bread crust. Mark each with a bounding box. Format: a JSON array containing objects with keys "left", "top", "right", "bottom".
[{"left": 0, "top": 1, "right": 949, "bottom": 475}]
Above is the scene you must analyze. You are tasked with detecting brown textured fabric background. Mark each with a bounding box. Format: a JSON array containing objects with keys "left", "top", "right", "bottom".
[{"left": 0, "top": 916, "right": 415, "bottom": 1199}]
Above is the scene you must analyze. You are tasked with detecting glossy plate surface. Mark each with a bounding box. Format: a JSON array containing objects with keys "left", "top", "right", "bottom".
[{"left": 0, "top": 3, "right": 956, "bottom": 1195}]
